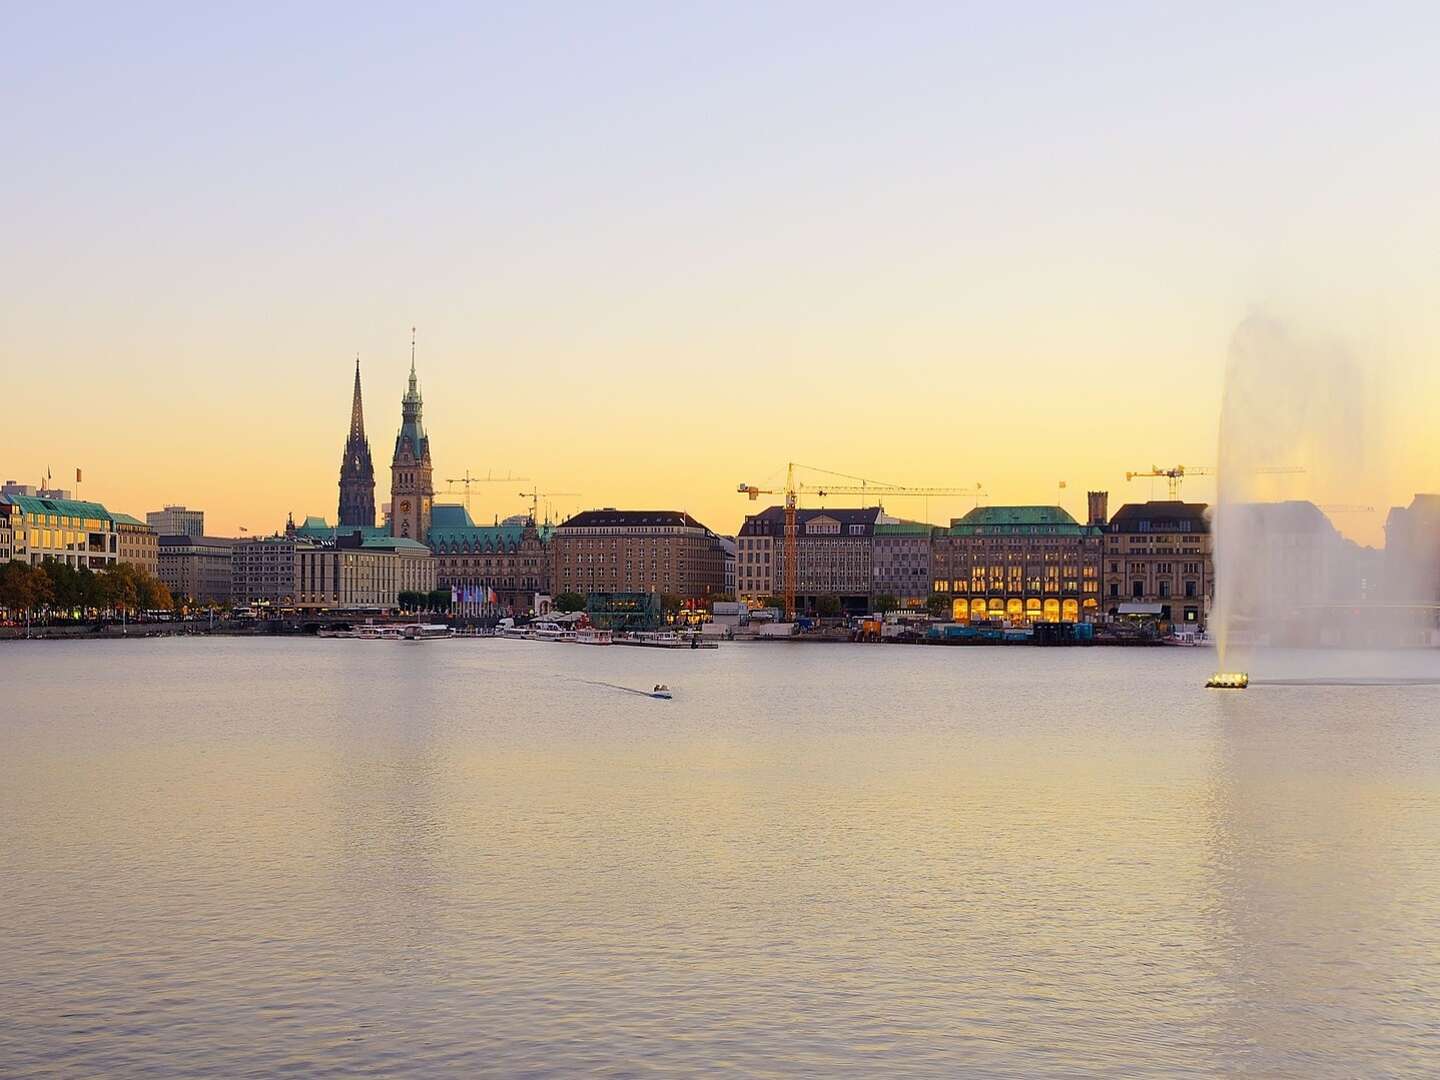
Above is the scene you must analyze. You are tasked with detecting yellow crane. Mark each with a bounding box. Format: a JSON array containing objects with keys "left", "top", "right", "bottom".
[
  {"left": 1124, "top": 464, "right": 1304, "bottom": 500},
  {"left": 445, "top": 469, "right": 530, "bottom": 512},
  {"left": 737, "top": 463, "right": 983, "bottom": 621}
]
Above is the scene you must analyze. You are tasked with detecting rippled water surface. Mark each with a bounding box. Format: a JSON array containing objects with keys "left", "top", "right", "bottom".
[{"left": 4, "top": 638, "right": 1440, "bottom": 1077}]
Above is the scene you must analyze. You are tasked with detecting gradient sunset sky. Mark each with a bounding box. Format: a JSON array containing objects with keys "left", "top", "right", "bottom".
[{"left": 3, "top": 3, "right": 1437, "bottom": 542}]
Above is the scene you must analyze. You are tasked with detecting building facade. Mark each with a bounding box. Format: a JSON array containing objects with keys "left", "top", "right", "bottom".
[
  {"left": 294, "top": 534, "right": 435, "bottom": 610},
  {"left": 146, "top": 505, "right": 204, "bottom": 538},
  {"left": 551, "top": 509, "right": 727, "bottom": 603},
  {"left": 932, "top": 505, "right": 1103, "bottom": 623},
  {"left": 0, "top": 495, "right": 119, "bottom": 569},
  {"left": 389, "top": 356, "right": 434, "bottom": 542},
  {"left": 1384, "top": 494, "right": 1440, "bottom": 638},
  {"left": 0, "top": 501, "right": 12, "bottom": 561},
  {"left": 871, "top": 521, "right": 937, "bottom": 607},
  {"left": 737, "top": 506, "right": 881, "bottom": 614},
  {"left": 338, "top": 359, "right": 376, "bottom": 528},
  {"left": 1103, "top": 501, "right": 1213, "bottom": 627},
  {"left": 158, "top": 535, "right": 235, "bottom": 605},
  {"left": 112, "top": 513, "right": 159, "bottom": 576},
  {"left": 230, "top": 536, "right": 301, "bottom": 607},
  {"left": 428, "top": 505, "right": 551, "bottom": 612}
]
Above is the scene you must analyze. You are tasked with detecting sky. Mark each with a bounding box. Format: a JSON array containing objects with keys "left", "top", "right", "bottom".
[{"left": 3, "top": 2, "right": 1438, "bottom": 544}]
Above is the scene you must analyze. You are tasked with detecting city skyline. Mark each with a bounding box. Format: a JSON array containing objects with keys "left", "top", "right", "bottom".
[{"left": 5, "top": 6, "right": 1440, "bottom": 543}]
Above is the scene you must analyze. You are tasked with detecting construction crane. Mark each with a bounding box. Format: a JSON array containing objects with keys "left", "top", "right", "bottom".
[
  {"left": 1124, "top": 464, "right": 1305, "bottom": 500},
  {"left": 736, "top": 463, "right": 984, "bottom": 621},
  {"left": 517, "top": 489, "right": 579, "bottom": 526},
  {"left": 445, "top": 469, "right": 530, "bottom": 512}
]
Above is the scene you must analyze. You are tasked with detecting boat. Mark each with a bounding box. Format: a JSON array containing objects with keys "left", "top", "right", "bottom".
[
  {"left": 575, "top": 628, "right": 613, "bottom": 645},
  {"left": 531, "top": 620, "right": 578, "bottom": 642},
  {"left": 400, "top": 623, "right": 455, "bottom": 641},
  {"left": 1206, "top": 672, "right": 1249, "bottom": 689},
  {"left": 649, "top": 684, "right": 673, "bottom": 699}
]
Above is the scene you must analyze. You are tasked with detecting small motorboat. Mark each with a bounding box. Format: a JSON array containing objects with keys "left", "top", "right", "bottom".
[
  {"left": 1206, "top": 672, "right": 1249, "bottom": 689},
  {"left": 649, "top": 684, "right": 673, "bottom": 699}
]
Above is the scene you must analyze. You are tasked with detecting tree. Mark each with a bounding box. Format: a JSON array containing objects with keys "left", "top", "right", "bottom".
[
  {"left": 925, "top": 594, "right": 949, "bottom": 618},
  {"left": 397, "top": 590, "right": 421, "bottom": 611},
  {"left": 426, "top": 588, "right": 451, "bottom": 611},
  {"left": 873, "top": 594, "right": 898, "bottom": 614},
  {"left": 659, "top": 594, "right": 685, "bottom": 615},
  {"left": 759, "top": 595, "right": 786, "bottom": 611},
  {"left": 0, "top": 560, "right": 49, "bottom": 614},
  {"left": 554, "top": 592, "right": 586, "bottom": 613},
  {"left": 815, "top": 595, "right": 842, "bottom": 618}
]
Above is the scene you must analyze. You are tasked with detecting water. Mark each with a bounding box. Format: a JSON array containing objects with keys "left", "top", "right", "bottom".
[{"left": 4, "top": 639, "right": 1440, "bottom": 1077}]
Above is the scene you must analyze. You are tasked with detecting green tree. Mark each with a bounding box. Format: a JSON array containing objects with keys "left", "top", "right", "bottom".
[
  {"left": 925, "top": 594, "right": 949, "bottom": 618},
  {"left": 0, "top": 561, "right": 49, "bottom": 614},
  {"left": 872, "top": 594, "right": 898, "bottom": 614},
  {"left": 815, "top": 595, "right": 842, "bottom": 618},
  {"left": 759, "top": 595, "right": 786, "bottom": 611},
  {"left": 554, "top": 591, "right": 586, "bottom": 613},
  {"left": 659, "top": 593, "right": 685, "bottom": 615},
  {"left": 397, "top": 590, "right": 421, "bottom": 611},
  {"left": 426, "top": 588, "right": 451, "bottom": 611}
]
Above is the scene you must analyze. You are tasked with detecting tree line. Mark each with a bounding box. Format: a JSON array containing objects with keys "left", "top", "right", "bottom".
[{"left": 0, "top": 559, "right": 174, "bottom": 617}]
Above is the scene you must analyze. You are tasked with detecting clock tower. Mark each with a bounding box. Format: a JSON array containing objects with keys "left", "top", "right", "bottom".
[{"left": 389, "top": 331, "right": 434, "bottom": 542}]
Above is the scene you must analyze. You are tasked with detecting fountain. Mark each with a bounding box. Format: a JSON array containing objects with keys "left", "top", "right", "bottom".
[{"left": 1209, "top": 314, "right": 1435, "bottom": 684}]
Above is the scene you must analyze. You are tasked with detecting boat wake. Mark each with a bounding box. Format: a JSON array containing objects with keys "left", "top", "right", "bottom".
[
  {"left": 572, "top": 678, "right": 671, "bottom": 698},
  {"left": 1249, "top": 677, "right": 1440, "bottom": 687}
]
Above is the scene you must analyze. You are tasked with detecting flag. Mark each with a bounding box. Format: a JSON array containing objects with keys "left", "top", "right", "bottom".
[
  {"left": 488, "top": 587, "right": 497, "bottom": 604},
  {"left": 1058, "top": 480, "right": 1067, "bottom": 490},
  {"left": 76, "top": 467, "right": 82, "bottom": 483},
  {"left": 451, "top": 585, "right": 458, "bottom": 604}
]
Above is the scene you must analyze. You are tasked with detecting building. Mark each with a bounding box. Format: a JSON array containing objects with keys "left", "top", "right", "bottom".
[
  {"left": 338, "top": 359, "right": 376, "bottom": 528},
  {"left": 112, "top": 513, "right": 159, "bottom": 575},
  {"left": 871, "top": 521, "right": 937, "bottom": 607},
  {"left": 294, "top": 532, "right": 435, "bottom": 610},
  {"left": 146, "top": 505, "right": 205, "bottom": 538},
  {"left": 932, "top": 505, "right": 1103, "bottom": 623},
  {"left": 0, "top": 501, "right": 13, "bottom": 561},
  {"left": 389, "top": 351, "right": 434, "bottom": 542},
  {"left": 737, "top": 506, "right": 882, "bottom": 614},
  {"left": 428, "top": 504, "right": 551, "bottom": 612},
  {"left": 230, "top": 535, "right": 301, "bottom": 607},
  {"left": 3, "top": 480, "right": 74, "bottom": 500},
  {"left": 1103, "top": 501, "right": 1213, "bottom": 627},
  {"left": 158, "top": 535, "right": 235, "bottom": 605},
  {"left": 1384, "top": 494, "right": 1440, "bottom": 636},
  {"left": 551, "top": 509, "right": 728, "bottom": 603},
  {"left": 0, "top": 494, "right": 119, "bottom": 569},
  {"left": 720, "top": 535, "right": 737, "bottom": 597}
]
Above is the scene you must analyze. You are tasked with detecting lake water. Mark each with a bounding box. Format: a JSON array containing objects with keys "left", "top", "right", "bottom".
[{"left": 3, "top": 638, "right": 1440, "bottom": 1077}]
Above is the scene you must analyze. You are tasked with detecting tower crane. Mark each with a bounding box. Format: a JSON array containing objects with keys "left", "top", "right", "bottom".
[
  {"left": 445, "top": 469, "right": 530, "bottom": 512},
  {"left": 517, "top": 489, "right": 579, "bottom": 526},
  {"left": 737, "top": 463, "right": 984, "bottom": 621},
  {"left": 1124, "top": 464, "right": 1304, "bottom": 500}
]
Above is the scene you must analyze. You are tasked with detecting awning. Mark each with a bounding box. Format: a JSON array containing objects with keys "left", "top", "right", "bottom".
[{"left": 1117, "top": 603, "right": 1165, "bottom": 615}]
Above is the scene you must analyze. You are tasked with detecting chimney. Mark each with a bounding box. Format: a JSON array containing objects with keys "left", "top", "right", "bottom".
[{"left": 1087, "top": 490, "right": 1109, "bottom": 527}]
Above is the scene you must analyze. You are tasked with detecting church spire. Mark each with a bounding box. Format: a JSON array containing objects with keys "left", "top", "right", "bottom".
[{"left": 349, "top": 354, "right": 366, "bottom": 439}]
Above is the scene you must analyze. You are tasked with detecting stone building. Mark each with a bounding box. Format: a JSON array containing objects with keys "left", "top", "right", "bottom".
[
  {"left": 112, "top": 513, "right": 159, "bottom": 576},
  {"left": 158, "top": 534, "right": 235, "bottom": 605},
  {"left": 0, "top": 494, "right": 119, "bottom": 569},
  {"left": 551, "top": 509, "right": 727, "bottom": 603},
  {"left": 428, "top": 505, "right": 551, "bottom": 612},
  {"left": 871, "top": 521, "right": 937, "bottom": 607},
  {"left": 737, "top": 506, "right": 882, "bottom": 614},
  {"left": 1384, "top": 494, "right": 1440, "bottom": 639},
  {"left": 146, "top": 505, "right": 204, "bottom": 538},
  {"left": 389, "top": 349, "right": 434, "bottom": 543},
  {"left": 294, "top": 532, "right": 435, "bottom": 610},
  {"left": 1103, "top": 501, "right": 1213, "bottom": 628},
  {"left": 231, "top": 535, "right": 302, "bottom": 607},
  {"left": 0, "top": 501, "right": 12, "bottom": 561},
  {"left": 932, "top": 506, "right": 1103, "bottom": 623},
  {"left": 338, "top": 359, "right": 377, "bottom": 528}
]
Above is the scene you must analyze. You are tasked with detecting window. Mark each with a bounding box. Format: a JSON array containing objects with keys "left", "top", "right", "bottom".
[
  {"left": 1133, "top": 581, "right": 1144, "bottom": 598},
  {"left": 1185, "top": 580, "right": 1197, "bottom": 598}
]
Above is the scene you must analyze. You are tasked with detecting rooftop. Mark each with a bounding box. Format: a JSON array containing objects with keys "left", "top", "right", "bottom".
[
  {"left": 0, "top": 493, "right": 114, "bottom": 521},
  {"left": 559, "top": 509, "right": 715, "bottom": 532},
  {"left": 948, "top": 505, "right": 1097, "bottom": 537},
  {"left": 1107, "top": 501, "right": 1210, "bottom": 534}
]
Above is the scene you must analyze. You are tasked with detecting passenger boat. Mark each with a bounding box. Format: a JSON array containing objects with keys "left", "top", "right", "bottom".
[
  {"left": 649, "top": 684, "right": 673, "bottom": 699},
  {"left": 400, "top": 623, "right": 455, "bottom": 641},
  {"left": 531, "top": 621, "right": 578, "bottom": 642},
  {"left": 574, "top": 628, "right": 613, "bottom": 645}
]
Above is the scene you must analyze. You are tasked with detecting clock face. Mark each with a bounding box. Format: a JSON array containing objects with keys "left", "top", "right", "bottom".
[{"left": 401, "top": 500, "right": 412, "bottom": 512}]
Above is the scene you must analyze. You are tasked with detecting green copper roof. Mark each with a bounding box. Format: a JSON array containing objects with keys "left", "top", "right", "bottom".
[
  {"left": 1, "top": 494, "right": 114, "bottom": 522},
  {"left": 873, "top": 521, "right": 937, "bottom": 536},
  {"left": 361, "top": 536, "right": 432, "bottom": 552},
  {"left": 109, "top": 512, "right": 149, "bottom": 527},
  {"left": 291, "top": 517, "right": 391, "bottom": 542},
  {"left": 948, "top": 505, "right": 1097, "bottom": 536},
  {"left": 429, "top": 522, "right": 553, "bottom": 551}
]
